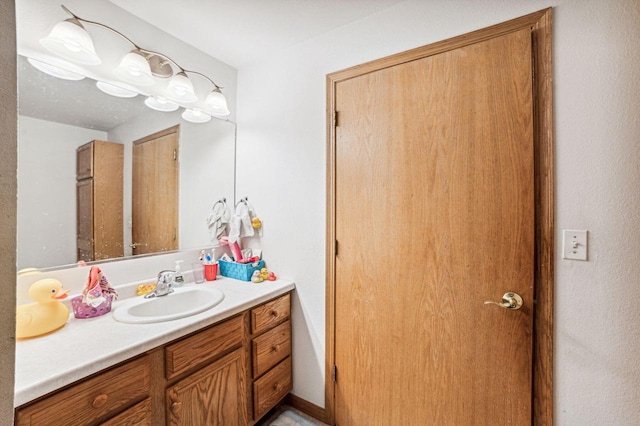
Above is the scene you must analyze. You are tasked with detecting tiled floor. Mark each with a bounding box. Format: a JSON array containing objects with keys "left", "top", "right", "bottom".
[{"left": 258, "top": 404, "right": 329, "bottom": 426}]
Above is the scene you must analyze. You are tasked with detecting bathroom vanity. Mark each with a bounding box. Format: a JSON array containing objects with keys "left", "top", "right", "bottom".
[{"left": 14, "top": 278, "right": 294, "bottom": 425}]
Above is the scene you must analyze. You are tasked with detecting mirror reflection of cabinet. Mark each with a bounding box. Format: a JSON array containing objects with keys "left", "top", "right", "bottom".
[{"left": 76, "top": 140, "right": 124, "bottom": 262}]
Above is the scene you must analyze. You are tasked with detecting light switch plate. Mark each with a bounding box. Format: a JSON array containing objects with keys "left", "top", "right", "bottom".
[{"left": 562, "top": 229, "right": 588, "bottom": 261}]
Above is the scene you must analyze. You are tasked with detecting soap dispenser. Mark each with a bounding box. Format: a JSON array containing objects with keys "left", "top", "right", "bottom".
[{"left": 173, "top": 260, "right": 185, "bottom": 287}]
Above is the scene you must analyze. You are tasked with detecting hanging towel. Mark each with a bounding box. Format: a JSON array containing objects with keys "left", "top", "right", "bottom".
[
  {"left": 228, "top": 201, "right": 254, "bottom": 243},
  {"left": 207, "top": 200, "right": 231, "bottom": 242}
]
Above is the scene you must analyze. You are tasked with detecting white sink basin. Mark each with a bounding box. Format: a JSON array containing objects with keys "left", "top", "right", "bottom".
[{"left": 113, "top": 286, "right": 224, "bottom": 324}]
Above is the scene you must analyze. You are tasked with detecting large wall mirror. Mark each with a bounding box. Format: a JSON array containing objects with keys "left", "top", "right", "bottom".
[{"left": 17, "top": 55, "right": 236, "bottom": 270}]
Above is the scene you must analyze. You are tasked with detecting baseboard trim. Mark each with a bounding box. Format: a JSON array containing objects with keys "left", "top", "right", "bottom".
[{"left": 285, "top": 393, "right": 328, "bottom": 424}]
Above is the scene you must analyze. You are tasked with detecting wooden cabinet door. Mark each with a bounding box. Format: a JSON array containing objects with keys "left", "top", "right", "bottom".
[
  {"left": 76, "top": 141, "right": 93, "bottom": 180},
  {"left": 76, "top": 179, "right": 93, "bottom": 262},
  {"left": 166, "top": 348, "right": 248, "bottom": 426}
]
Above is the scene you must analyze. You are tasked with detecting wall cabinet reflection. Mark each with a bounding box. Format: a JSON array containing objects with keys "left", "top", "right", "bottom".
[{"left": 76, "top": 140, "right": 124, "bottom": 262}]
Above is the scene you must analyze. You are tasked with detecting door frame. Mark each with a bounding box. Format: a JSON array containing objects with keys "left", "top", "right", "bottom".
[{"left": 325, "top": 9, "right": 553, "bottom": 425}]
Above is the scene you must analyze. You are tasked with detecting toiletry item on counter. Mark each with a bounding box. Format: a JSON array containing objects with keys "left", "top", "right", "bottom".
[
  {"left": 81, "top": 266, "right": 118, "bottom": 306},
  {"left": 72, "top": 266, "right": 118, "bottom": 319},
  {"left": 173, "top": 260, "right": 185, "bottom": 286},
  {"left": 238, "top": 256, "right": 261, "bottom": 264},
  {"left": 136, "top": 282, "right": 157, "bottom": 296},
  {"left": 192, "top": 262, "right": 205, "bottom": 284},
  {"left": 204, "top": 263, "right": 218, "bottom": 281},
  {"left": 16, "top": 278, "right": 70, "bottom": 339},
  {"left": 219, "top": 236, "right": 243, "bottom": 261}
]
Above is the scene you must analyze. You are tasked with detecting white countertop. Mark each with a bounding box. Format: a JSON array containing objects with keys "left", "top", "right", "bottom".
[{"left": 14, "top": 277, "right": 295, "bottom": 407}]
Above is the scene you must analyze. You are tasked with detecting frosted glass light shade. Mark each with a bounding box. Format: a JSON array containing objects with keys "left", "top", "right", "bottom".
[
  {"left": 27, "top": 57, "right": 85, "bottom": 81},
  {"left": 40, "top": 19, "right": 101, "bottom": 65},
  {"left": 182, "top": 108, "right": 211, "bottom": 123},
  {"left": 168, "top": 71, "right": 197, "bottom": 102},
  {"left": 113, "top": 50, "right": 155, "bottom": 86},
  {"left": 96, "top": 81, "right": 139, "bottom": 98},
  {"left": 145, "top": 96, "right": 179, "bottom": 112},
  {"left": 205, "top": 89, "right": 230, "bottom": 116}
]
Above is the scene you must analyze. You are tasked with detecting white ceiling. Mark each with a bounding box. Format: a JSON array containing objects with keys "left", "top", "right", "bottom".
[{"left": 109, "top": 0, "right": 406, "bottom": 68}]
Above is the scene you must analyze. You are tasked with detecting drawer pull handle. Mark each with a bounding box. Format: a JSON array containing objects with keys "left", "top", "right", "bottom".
[
  {"left": 92, "top": 394, "right": 108, "bottom": 408},
  {"left": 171, "top": 401, "right": 182, "bottom": 414},
  {"left": 273, "top": 383, "right": 282, "bottom": 391},
  {"left": 271, "top": 345, "right": 279, "bottom": 352},
  {"left": 270, "top": 310, "right": 279, "bottom": 317}
]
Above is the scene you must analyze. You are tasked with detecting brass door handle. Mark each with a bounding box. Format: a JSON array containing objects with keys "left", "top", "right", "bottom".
[
  {"left": 484, "top": 292, "right": 523, "bottom": 310},
  {"left": 129, "top": 242, "right": 139, "bottom": 249}
]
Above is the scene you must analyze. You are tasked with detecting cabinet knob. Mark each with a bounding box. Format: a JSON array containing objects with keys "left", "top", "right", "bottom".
[
  {"left": 270, "top": 310, "right": 279, "bottom": 317},
  {"left": 271, "top": 345, "right": 280, "bottom": 352},
  {"left": 171, "top": 401, "right": 182, "bottom": 414},
  {"left": 92, "top": 394, "right": 108, "bottom": 408}
]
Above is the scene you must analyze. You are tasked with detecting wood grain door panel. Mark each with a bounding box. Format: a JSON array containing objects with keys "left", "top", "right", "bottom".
[
  {"left": 334, "top": 29, "right": 534, "bottom": 425},
  {"left": 132, "top": 126, "right": 179, "bottom": 255},
  {"left": 166, "top": 347, "right": 248, "bottom": 426}
]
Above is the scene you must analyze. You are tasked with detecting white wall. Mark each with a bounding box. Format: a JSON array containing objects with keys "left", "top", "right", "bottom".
[
  {"left": 17, "top": 116, "right": 107, "bottom": 269},
  {"left": 235, "top": 0, "right": 640, "bottom": 423}
]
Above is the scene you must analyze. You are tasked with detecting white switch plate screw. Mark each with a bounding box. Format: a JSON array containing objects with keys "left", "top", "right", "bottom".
[{"left": 562, "top": 229, "right": 588, "bottom": 261}]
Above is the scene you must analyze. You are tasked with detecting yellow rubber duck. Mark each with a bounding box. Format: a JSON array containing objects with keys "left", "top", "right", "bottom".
[{"left": 17, "top": 278, "right": 70, "bottom": 339}]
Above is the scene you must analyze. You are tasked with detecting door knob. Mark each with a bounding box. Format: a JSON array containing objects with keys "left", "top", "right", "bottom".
[{"left": 484, "top": 292, "right": 523, "bottom": 310}]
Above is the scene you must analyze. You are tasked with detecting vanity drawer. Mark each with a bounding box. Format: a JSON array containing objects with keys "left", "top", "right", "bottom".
[
  {"left": 251, "top": 293, "right": 290, "bottom": 334},
  {"left": 16, "top": 355, "right": 150, "bottom": 426},
  {"left": 165, "top": 314, "right": 244, "bottom": 380},
  {"left": 253, "top": 357, "right": 292, "bottom": 420},
  {"left": 100, "top": 397, "right": 152, "bottom": 426},
  {"left": 252, "top": 320, "right": 291, "bottom": 378}
]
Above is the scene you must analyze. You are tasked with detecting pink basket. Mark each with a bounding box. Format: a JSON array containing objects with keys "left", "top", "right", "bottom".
[{"left": 71, "top": 294, "right": 114, "bottom": 319}]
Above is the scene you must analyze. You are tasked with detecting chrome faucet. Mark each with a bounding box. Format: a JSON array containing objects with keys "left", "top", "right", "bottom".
[{"left": 144, "top": 270, "right": 175, "bottom": 298}]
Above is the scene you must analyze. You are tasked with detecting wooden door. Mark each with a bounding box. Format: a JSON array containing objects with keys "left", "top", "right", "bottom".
[
  {"left": 166, "top": 348, "right": 248, "bottom": 426},
  {"left": 333, "top": 28, "right": 538, "bottom": 425},
  {"left": 132, "top": 126, "right": 179, "bottom": 255}
]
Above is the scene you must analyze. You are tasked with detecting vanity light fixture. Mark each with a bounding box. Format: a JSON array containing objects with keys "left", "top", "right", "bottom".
[
  {"left": 39, "top": 16, "right": 101, "bottom": 65},
  {"left": 26, "top": 57, "right": 85, "bottom": 81},
  {"left": 167, "top": 71, "right": 198, "bottom": 103},
  {"left": 113, "top": 50, "right": 155, "bottom": 87},
  {"left": 145, "top": 96, "right": 180, "bottom": 112},
  {"left": 36, "top": 4, "right": 231, "bottom": 121},
  {"left": 182, "top": 108, "right": 212, "bottom": 123},
  {"left": 205, "top": 87, "right": 231, "bottom": 116},
  {"left": 96, "top": 81, "right": 139, "bottom": 98}
]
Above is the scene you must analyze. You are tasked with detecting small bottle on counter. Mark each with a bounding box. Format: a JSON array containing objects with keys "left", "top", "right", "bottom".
[{"left": 173, "top": 260, "right": 185, "bottom": 287}]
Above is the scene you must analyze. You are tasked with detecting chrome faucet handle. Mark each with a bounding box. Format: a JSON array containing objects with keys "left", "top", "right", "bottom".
[{"left": 155, "top": 270, "right": 175, "bottom": 297}]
